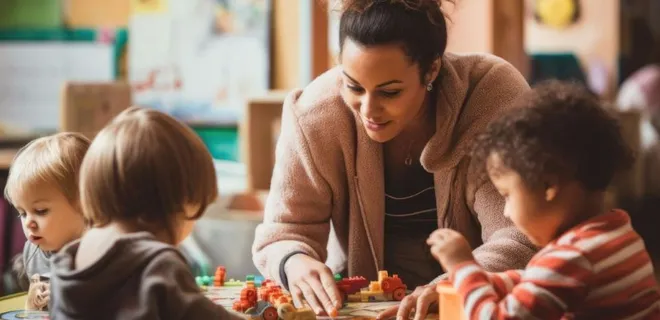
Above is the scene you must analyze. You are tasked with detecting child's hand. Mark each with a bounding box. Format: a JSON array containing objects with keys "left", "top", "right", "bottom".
[
  {"left": 26, "top": 274, "right": 50, "bottom": 311},
  {"left": 427, "top": 229, "right": 475, "bottom": 272}
]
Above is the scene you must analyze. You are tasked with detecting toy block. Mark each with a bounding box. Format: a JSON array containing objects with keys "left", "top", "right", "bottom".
[
  {"left": 214, "top": 266, "right": 226, "bottom": 286},
  {"left": 224, "top": 279, "right": 245, "bottom": 287},
  {"left": 436, "top": 282, "right": 466, "bottom": 320}
]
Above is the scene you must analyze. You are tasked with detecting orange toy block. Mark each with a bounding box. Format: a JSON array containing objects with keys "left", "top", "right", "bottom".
[
  {"left": 214, "top": 266, "right": 226, "bottom": 286},
  {"left": 436, "top": 282, "right": 466, "bottom": 320}
]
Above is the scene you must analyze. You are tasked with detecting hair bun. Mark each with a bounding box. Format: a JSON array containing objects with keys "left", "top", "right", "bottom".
[{"left": 338, "top": 0, "right": 448, "bottom": 13}]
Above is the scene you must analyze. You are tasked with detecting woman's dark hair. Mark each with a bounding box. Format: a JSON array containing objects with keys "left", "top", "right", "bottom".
[
  {"left": 470, "top": 80, "right": 635, "bottom": 191},
  {"left": 338, "top": 0, "right": 451, "bottom": 83}
]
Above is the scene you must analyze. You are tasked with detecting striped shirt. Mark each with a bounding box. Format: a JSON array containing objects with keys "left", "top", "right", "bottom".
[{"left": 449, "top": 209, "right": 660, "bottom": 320}]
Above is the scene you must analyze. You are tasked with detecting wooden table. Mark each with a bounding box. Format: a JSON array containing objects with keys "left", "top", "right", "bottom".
[{"left": 0, "top": 292, "right": 26, "bottom": 313}]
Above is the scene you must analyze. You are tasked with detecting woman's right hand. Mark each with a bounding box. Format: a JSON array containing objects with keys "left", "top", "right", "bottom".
[{"left": 284, "top": 253, "right": 342, "bottom": 316}]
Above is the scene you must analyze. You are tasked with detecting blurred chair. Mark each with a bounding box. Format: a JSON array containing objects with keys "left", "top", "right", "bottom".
[
  {"left": 607, "top": 108, "right": 644, "bottom": 205},
  {"left": 240, "top": 90, "right": 288, "bottom": 191},
  {"left": 528, "top": 53, "right": 588, "bottom": 87}
]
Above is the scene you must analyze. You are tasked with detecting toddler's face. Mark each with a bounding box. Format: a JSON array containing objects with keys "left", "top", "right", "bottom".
[
  {"left": 14, "top": 184, "right": 86, "bottom": 252},
  {"left": 487, "top": 154, "right": 563, "bottom": 247}
]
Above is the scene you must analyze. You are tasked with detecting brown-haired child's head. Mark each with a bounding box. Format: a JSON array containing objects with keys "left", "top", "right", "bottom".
[
  {"left": 79, "top": 106, "right": 218, "bottom": 244},
  {"left": 4, "top": 132, "right": 90, "bottom": 252},
  {"left": 470, "top": 80, "right": 634, "bottom": 246}
]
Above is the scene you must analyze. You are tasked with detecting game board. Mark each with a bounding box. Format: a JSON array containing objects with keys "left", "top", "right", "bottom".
[
  {"left": 0, "top": 311, "right": 49, "bottom": 320},
  {"left": 204, "top": 286, "right": 438, "bottom": 320},
  {"left": 0, "top": 292, "right": 49, "bottom": 320}
]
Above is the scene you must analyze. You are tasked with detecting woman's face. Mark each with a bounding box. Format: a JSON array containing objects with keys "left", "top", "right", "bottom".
[{"left": 339, "top": 38, "right": 436, "bottom": 143}]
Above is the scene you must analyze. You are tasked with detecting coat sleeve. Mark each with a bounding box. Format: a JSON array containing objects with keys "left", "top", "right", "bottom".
[
  {"left": 464, "top": 61, "right": 538, "bottom": 272},
  {"left": 470, "top": 180, "right": 537, "bottom": 271},
  {"left": 251, "top": 89, "right": 335, "bottom": 286}
]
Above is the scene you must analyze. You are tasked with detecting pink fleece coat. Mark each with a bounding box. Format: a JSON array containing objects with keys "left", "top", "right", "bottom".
[{"left": 252, "top": 53, "right": 538, "bottom": 285}]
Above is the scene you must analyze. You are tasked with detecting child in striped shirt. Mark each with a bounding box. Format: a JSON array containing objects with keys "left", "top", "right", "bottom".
[{"left": 427, "top": 80, "right": 660, "bottom": 319}]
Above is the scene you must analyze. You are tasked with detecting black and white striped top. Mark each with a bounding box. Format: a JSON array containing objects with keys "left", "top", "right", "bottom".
[{"left": 384, "top": 174, "right": 438, "bottom": 235}]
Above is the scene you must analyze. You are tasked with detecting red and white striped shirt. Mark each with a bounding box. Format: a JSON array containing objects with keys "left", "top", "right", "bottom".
[{"left": 449, "top": 209, "right": 660, "bottom": 320}]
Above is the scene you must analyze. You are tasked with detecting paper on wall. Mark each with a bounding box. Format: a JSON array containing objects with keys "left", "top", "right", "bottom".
[{"left": 0, "top": 42, "right": 113, "bottom": 132}]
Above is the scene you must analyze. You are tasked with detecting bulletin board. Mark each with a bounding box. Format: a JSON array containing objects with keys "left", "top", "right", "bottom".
[
  {"left": 0, "top": 29, "right": 126, "bottom": 132},
  {"left": 128, "top": 0, "right": 272, "bottom": 124}
]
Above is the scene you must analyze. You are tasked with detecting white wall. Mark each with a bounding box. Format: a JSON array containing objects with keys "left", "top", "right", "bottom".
[{"left": 446, "top": 0, "right": 493, "bottom": 54}]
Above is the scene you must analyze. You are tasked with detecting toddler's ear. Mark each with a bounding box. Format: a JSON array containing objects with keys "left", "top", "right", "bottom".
[{"left": 543, "top": 175, "right": 560, "bottom": 202}]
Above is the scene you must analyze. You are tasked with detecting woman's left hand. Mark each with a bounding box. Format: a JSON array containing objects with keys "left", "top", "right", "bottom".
[
  {"left": 376, "top": 283, "right": 438, "bottom": 320},
  {"left": 427, "top": 228, "right": 474, "bottom": 271}
]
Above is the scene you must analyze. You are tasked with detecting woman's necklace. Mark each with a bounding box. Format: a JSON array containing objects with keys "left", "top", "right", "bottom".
[
  {"left": 405, "top": 139, "right": 414, "bottom": 166},
  {"left": 404, "top": 91, "right": 436, "bottom": 167}
]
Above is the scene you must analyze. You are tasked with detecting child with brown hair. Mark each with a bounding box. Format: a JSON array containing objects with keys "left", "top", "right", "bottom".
[
  {"left": 4, "top": 132, "right": 90, "bottom": 310},
  {"left": 48, "top": 107, "right": 244, "bottom": 319},
  {"left": 427, "top": 80, "right": 660, "bottom": 319}
]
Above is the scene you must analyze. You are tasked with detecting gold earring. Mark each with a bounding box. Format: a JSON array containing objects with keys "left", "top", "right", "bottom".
[{"left": 427, "top": 83, "right": 433, "bottom": 92}]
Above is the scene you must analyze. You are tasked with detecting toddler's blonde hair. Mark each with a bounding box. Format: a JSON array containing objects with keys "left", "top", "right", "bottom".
[{"left": 4, "top": 132, "right": 91, "bottom": 207}]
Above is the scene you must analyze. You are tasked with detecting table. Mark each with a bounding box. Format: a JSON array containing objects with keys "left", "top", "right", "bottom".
[
  {"left": 0, "top": 286, "right": 441, "bottom": 319},
  {"left": 0, "top": 292, "right": 27, "bottom": 313},
  {"left": 205, "top": 285, "right": 439, "bottom": 320}
]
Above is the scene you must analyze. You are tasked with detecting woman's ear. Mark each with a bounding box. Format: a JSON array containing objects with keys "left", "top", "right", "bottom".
[{"left": 426, "top": 56, "right": 442, "bottom": 84}]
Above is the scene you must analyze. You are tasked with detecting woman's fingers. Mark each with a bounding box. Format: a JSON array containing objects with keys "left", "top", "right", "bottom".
[
  {"left": 319, "top": 270, "right": 343, "bottom": 313},
  {"left": 396, "top": 293, "right": 418, "bottom": 320},
  {"left": 307, "top": 275, "right": 335, "bottom": 315},
  {"left": 298, "top": 281, "right": 324, "bottom": 315},
  {"left": 290, "top": 285, "right": 305, "bottom": 309},
  {"left": 376, "top": 305, "right": 399, "bottom": 320},
  {"left": 413, "top": 286, "right": 438, "bottom": 320}
]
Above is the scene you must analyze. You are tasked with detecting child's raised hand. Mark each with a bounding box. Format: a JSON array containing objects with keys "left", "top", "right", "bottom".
[{"left": 426, "top": 229, "right": 475, "bottom": 272}]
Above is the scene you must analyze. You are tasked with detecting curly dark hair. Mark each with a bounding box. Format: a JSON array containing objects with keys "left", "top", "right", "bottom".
[
  {"left": 337, "top": 0, "right": 454, "bottom": 83},
  {"left": 470, "top": 80, "right": 635, "bottom": 191}
]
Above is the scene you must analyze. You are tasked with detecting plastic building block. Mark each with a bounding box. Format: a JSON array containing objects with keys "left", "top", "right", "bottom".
[
  {"left": 195, "top": 275, "right": 214, "bottom": 287},
  {"left": 255, "top": 275, "right": 265, "bottom": 287},
  {"left": 214, "top": 266, "right": 226, "bottom": 286},
  {"left": 277, "top": 303, "right": 316, "bottom": 320},
  {"left": 436, "top": 282, "right": 466, "bottom": 320},
  {"left": 232, "top": 278, "right": 317, "bottom": 319},
  {"left": 195, "top": 276, "right": 204, "bottom": 286},
  {"left": 345, "top": 270, "right": 407, "bottom": 302},
  {"left": 233, "top": 282, "right": 258, "bottom": 312},
  {"left": 224, "top": 279, "right": 245, "bottom": 287},
  {"left": 336, "top": 276, "right": 369, "bottom": 301},
  {"left": 245, "top": 300, "right": 278, "bottom": 320}
]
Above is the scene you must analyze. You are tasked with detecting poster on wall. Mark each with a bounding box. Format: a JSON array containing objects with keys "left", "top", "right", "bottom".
[{"left": 128, "top": 0, "right": 271, "bottom": 124}]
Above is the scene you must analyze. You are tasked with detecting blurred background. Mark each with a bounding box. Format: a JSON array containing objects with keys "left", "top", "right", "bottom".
[{"left": 0, "top": 0, "right": 658, "bottom": 295}]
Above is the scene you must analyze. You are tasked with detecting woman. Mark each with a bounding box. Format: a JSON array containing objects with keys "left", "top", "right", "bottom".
[{"left": 252, "top": 0, "right": 537, "bottom": 319}]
